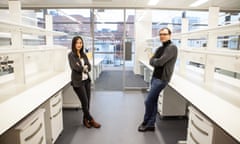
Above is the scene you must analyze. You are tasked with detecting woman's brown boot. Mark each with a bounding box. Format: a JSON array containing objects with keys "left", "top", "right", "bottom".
[
  {"left": 89, "top": 119, "right": 101, "bottom": 128},
  {"left": 83, "top": 118, "right": 92, "bottom": 128}
]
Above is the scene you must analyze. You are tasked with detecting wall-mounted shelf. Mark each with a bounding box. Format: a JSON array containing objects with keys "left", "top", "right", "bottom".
[
  {"left": 0, "top": 20, "right": 66, "bottom": 36},
  {"left": 173, "top": 23, "right": 240, "bottom": 39},
  {"left": 180, "top": 48, "right": 240, "bottom": 57},
  {"left": 0, "top": 32, "right": 46, "bottom": 41},
  {"left": 0, "top": 46, "right": 66, "bottom": 54}
]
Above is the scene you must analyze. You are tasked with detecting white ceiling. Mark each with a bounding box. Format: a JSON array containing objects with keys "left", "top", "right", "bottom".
[{"left": 0, "top": 0, "right": 239, "bottom": 11}]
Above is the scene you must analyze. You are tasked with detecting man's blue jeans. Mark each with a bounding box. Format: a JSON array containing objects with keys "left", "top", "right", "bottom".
[{"left": 143, "top": 77, "right": 167, "bottom": 126}]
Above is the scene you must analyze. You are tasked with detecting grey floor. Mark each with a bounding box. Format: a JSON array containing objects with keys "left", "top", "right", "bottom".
[
  {"left": 95, "top": 70, "right": 148, "bottom": 91},
  {"left": 55, "top": 91, "right": 187, "bottom": 144},
  {"left": 125, "top": 71, "right": 149, "bottom": 88}
]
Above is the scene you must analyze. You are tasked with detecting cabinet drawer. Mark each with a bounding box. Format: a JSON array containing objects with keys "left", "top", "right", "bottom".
[
  {"left": 187, "top": 131, "right": 200, "bottom": 144},
  {"left": 158, "top": 103, "right": 162, "bottom": 113},
  {"left": 158, "top": 94, "right": 163, "bottom": 114},
  {"left": 22, "top": 129, "right": 45, "bottom": 144},
  {"left": 188, "top": 121, "right": 213, "bottom": 144},
  {"left": 158, "top": 96, "right": 163, "bottom": 114},
  {"left": 187, "top": 107, "right": 213, "bottom": 144},
  {"left": 158, "top": 95, "right": 163, "bottom": 104},
  {"left": 50, "top": 91, "right": 62, "bottom": 107},
  {"left": 50, "top": 108, "right": 63, "bottom": 143},
  {"left": 50, "top": 98, "right": 62, "bottom": 118},
  {"left": 159, "top": 90, "right": 164, "bottom": 97},
  {"left": 16, "top": 109, "right": 46, "bottom": 144},
  {"left": 50, "top": 92, "right": 62, "bottom": 117},
  {"left": 189, "top": 107, "right": 213, "bottom": 133}
]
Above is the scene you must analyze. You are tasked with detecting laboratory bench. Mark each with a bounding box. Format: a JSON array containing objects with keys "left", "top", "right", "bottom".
[{"left": 139, "top": 59, "right": 240, "bottom": 144}]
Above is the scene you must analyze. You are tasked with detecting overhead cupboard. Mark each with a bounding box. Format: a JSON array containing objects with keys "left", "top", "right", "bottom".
[{"left": 0, "top": 1, "right": 68, "bottom": 144}]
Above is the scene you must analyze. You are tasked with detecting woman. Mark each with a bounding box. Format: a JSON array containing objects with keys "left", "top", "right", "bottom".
[{"left": 68, "top": 36, "right": 101, "bottom": 128}]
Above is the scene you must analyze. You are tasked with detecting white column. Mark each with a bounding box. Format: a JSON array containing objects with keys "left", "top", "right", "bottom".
[
  {"left": 181, "top": 18, "right": 188, "bottom": 33},
  {"left": 207, "top": 7, "right": 219, "bottom": 50},
  {"left": 9, "top": 1, "right": 22, "bottom": 48},
  {"left": 208, "top": 7, "right": 219, "bottom": 28},
  {"left": 181, "top": 18, "right": 188, "bottom": 49},
  {"left": 179, "top": 18, "right": 189, "bottom": 76},
  {"left": 8, "top": 1, "right": 22, "bottom": 23},
  {"left": 204, "top": 7, "right": 219, "bottom": 86},
  {"left": 45, "top": 15, "right": 53, "bottom": 45},
  {"left": 8, "top": 1, "right": 25, "bottom": 84},
  {"left": 134, "top": 9, "right": 152, "bottom": 74}
]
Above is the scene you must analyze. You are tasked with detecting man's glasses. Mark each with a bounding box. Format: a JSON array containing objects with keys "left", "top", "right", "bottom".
[{"left": 159, "top": 33, "right": 169, "bottom": 36}]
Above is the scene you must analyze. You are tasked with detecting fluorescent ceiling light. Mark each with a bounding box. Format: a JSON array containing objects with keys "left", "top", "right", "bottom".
[
  {"left": 190, "top": 0, "right": 208, "bottom": 7},
  {"left": 148, "top": 0, "right": 159, "bottom": 6},
  {"left": 57, "top": 10, "right": 82, "bottom": 24},
  {"left": 136, "top": 11, "right": 147, "bottom": 22}
]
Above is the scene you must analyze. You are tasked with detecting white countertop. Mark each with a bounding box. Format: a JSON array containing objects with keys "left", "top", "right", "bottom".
[
  {"left": 0, "top": 71, "right": 71, "bottom": 135},
  {"left": 139, "top": 59, "right": 240, "bottom": 142},
  {"left": 139, "top": 59, "right": 153, "bottom": 71},
  {"left": 89, "top": 58, "right": 104, "bottom": 66}
]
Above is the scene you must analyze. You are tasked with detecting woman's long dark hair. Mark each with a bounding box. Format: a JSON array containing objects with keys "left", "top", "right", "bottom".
[{"left": 71, "top": 36, "right": 85, "bottom": 56}]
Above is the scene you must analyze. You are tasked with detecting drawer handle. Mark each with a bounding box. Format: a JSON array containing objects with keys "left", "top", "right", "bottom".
[
  {"left": 190, "top": 132, "right": 200, "bottom": 144},
  {"left": 38, "top": 136, "right": 44, "bottom": 144},
  {"left": 54, "top": 93, "right": 60, "bottom": 98},
  {"left": 191, "top": 120, "right": 208, "bottom": 136},
  {"left": 30, "top": 117, "right": 39, "bottom": 126},
  {"left": 52, "top": 108, "right": 62, "bottom": 118},
  {"left": 24, "top": 123, "right": 42, "bottom": 142},
  {"left": 194, "top": 114, "right": 204, "bottom": 121},
  {"left": 52, "top": 98, "right": 61, "bottom": 107}
]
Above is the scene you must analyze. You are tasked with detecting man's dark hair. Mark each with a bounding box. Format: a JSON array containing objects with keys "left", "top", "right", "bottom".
[{"left": 159, "top": 27, "right": 172, "bottom": 35}]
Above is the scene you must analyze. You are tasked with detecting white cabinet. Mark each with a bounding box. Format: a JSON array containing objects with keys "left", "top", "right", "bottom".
[
  {"left": 158, "top": 85, "right": 187, "bottom": 117},
  {"left": 50, "top": 92, "right": 63, "bottom": 143},
  {"left": 186, "top": 106, "right": 240, "bottom": 144},
  {"left": 187, "top": 106, "right": 214, "bottom": 144},
  {"left": 41, "top": 91, "right": 63, "bottom": 144},
  {"left": 0, "top": 109, "right": 46, "bottom": 144},
  {"left": 186, "top": 106, "right": 215, "bottom": 144}
]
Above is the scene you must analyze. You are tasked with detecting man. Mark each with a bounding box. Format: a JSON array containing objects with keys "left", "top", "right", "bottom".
[{"left": 138, "top": 27, "right": 178, "bottom": 132}]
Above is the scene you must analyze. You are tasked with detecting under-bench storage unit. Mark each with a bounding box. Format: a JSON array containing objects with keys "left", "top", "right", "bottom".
[
  {"left": 187, "top": 106, "right": 214, "bottom": 144},
  {"left": 0, "top": 109, "right": 46, "bottom": 144},
  {"left": 158, "top": 85, "right": 187, "bottom": 117},
  {"left": 41, "top": 91, "right": 63, "bottom": 144}
]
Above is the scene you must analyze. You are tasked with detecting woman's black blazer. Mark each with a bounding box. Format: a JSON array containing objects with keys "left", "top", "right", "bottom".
[{"left": 68, "top": 52, "right": 91, "bottom": 87}]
